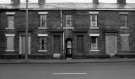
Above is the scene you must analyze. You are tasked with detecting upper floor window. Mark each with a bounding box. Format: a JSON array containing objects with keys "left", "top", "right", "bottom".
[
  {"left": 89, "top": 12, "right": 99, "bottom": 28},
  {"left": 66, "top": 15, "right": 72, "bottom": 27},
  {"left": 38, "top": 12, "right": 48, "bottom": 29},
  {"left": 119, "top": 12, "right": 128, "bottom": 28},
  {"left": 6, "top": 12, "right": 15, "bottom": 29},
  {"left": 99, "top": 0, "right": 117, "bottom": 3}
]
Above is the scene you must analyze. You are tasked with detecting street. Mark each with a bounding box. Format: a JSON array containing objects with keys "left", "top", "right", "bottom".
[{"left": 0, "top": 62, "right": 135, "bottom": 79}]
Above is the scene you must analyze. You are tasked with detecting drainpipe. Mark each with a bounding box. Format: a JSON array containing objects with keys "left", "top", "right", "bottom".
[{"left": 25, "top": 0, "right": 29, "bottom": 62}]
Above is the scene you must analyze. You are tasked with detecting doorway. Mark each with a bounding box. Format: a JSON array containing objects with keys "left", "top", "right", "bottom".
[
  {"left": 105, "top": 33, "right": 117, "bottom": 57},
  {"left": 65, "top": 38, "right": 72, "bottom": 58}
]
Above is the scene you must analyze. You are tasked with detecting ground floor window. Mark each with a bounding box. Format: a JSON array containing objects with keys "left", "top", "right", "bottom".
[
  {"left": 5, "top": 34, "right": 15, "bottom": 51},
  {"left": 89, "top": 34, "right": 99, "bottom": 51},
  {"left": 38, "top": 34, "right": 48, "bottom": 52},
  {"left": 120, "top": 34, "right": 129, "bottom": 51}
]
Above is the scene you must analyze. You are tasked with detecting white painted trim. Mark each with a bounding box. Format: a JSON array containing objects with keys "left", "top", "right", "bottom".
[
  {"left": 119, "top": 12, "right": 128, "bottom": 14},
  {"left": 5, "top": 50, "right": 15, "bottom": 52},
  {"left": 89, "top": 50, "right": 100, "bottom": 51},
  {"left": 89, "top": 34, "right": 100, "bottom": 36},
  {"left": 38, "top": 34, "right": 48, "bottom": 36},
  {"left": 5, "top": 34, "right": 15, "bottom": 37},
  {"left": 89, "top": 11, "right": 99, "bottom": 14},
  {"left": 38, "top": 12, "right": 48, "bottom": 15},
  {"left": 38, "top": 50, "right": 48, "bottom": 52},
  {"left": 6, "top": 12, "right": 16, "bottom": 15},
  {"left": 120, "top": 34, "right": 130, "bottom": 36}
]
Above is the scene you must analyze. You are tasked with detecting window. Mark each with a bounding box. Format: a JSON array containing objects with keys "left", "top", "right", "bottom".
[
  {"left": 20, "top": 0, "right": 38, "bottom": 3},
  {"left": 120, "top": 34, "right": 129, "bottom": 51},
  {"left": 40, "top": 15, "right": 47, "bottom": 28},
  {"left": 89, "top": 34, "right": 100, "bottom": 51},
  {"left": 5, "top": 34, "right": 15, "bottom": 51},
  {"left": 38, "top": 34, "right": 48, "bottom": 52},
  {"left": 119, "top": 12, "right": 128, "bottom": 28},
  {"left": 66, "top": 15, "right": 72, "bottom": 27},
  {"left": 99, "top": 0, "right": 117, "bottom": 3},
  {"left": 91, "top": 36, "right": 98, "bottom": 50},
  {"left": 90, "top": 15, "right": 97, "bottom": 27},
  {"left": 6, "top": 12, "right": 15, "bottom": 29}
]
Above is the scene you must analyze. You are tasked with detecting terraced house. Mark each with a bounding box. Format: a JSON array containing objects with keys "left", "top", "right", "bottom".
[{"left": 0, "top": 0, "right": 135, "bottom": 59}]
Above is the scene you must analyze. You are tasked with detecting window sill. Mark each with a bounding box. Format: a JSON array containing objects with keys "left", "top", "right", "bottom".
[
  {"left": 38, "top": 27, "right": 48, "bottom": 29},
  {"left": 5, "top": 28, "right": 15, "bottom": 30},
  {"left": 89, "top": 50, "right": 100, "bottom": 51},
  {"left": 5, "top": 50, "right": 15, "bottom": 52},
  {"left": 120, "top": 27, "right": 128, "bottom": 29},
  {"left": 90, "top": 27, "right": 99, "bottom": 29},
  {"left": 63, "top": 27, "right": 74, "bottom": 30},
  {"left": 38, "top": 50, "right": 48, "bottom": 52}
]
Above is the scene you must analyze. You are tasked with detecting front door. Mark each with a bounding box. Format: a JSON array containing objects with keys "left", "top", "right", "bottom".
[
  {"left": 19, "top": 34, "right": 31, "bottom": 55},
  {"left": 105, "top": 33, "right": 117, "bottom": 56}
]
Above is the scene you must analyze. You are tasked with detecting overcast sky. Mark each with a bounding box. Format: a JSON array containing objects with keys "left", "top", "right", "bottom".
[{"left": 0, "top": 0, "right": 135, "bottom": 3}]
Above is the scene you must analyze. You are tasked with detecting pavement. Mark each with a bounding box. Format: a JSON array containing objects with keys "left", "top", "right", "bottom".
[{"left": 0, "top": 58, "right": 135, "bottom": 64}]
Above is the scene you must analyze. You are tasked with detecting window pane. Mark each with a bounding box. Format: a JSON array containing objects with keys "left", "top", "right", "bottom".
[
  {"left": 40, "top": 15, "right": 47, "bottom": 27},
  {"left": 90, "top": 15, "right": 97, "bottom": 27},
  {"left": 120, "top": 15, "right": 127, "bottom": 27},
  {"left": 39, "top": 37, "right": 47, "bottom": 50},
  {"left": 91, "top": 36, "right": 98, "bottom": 50},
  {"left": 99, "top": 0, "right": 117, "bottom": 3}
]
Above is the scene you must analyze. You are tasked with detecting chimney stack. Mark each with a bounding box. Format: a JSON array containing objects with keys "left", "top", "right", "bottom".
[
  {"left": 93, "top": 0, "right": 99, "bottom": 4},
  {"left": 117, "top": 0, "right": 126, "bottom": 4},
  {"left": 11, "top": 0, "right": 20, "bottom": 5},
  {"left": 38, "top": 0, "right": 45, "bottom": 5}
]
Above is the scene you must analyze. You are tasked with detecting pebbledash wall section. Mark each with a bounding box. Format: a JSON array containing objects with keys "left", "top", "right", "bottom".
[{"left": 1, "top": 8, "right": 135, "bottom": 59}]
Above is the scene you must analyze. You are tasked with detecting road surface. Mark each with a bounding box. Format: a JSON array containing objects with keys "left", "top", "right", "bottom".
[{"left": 0, "top": 62, "right": 135, "bottom": 79}]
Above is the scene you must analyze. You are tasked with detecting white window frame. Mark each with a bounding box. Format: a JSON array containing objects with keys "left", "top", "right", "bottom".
[
  {"left": 5, "top": 34, "right": 15, "bottom": 52},
  {"left": 6, "top": 12, "right": 15, "bottom": 29},
  {"left": 38, "top": 34, "right": 48, "bottom": 52}
]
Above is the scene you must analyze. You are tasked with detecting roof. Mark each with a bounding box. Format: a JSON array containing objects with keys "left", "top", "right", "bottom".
[{"left": 0, "top": 3, "right": 135, "bottom": 10}]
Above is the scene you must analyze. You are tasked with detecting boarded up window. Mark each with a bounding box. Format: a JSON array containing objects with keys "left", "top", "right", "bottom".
[
  {"left": 120, "top": 34, "right": 129, "bottom": 51},
  {"left": 6, "top": 35, "right": 15, "bottom": 51},
  {"left": 7, "top": 16, "right": 14, "bottom": 29}
]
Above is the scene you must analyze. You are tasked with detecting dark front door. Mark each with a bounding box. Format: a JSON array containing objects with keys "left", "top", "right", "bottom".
[
  {"left": 76, "top": 35, "right": 84, "bottom": 53},
  {"left": 65, "top": 38, "right": 72, "bottom": 58},
  {"left": 53, "top": 35, "right": 62, "bottom": 53}
]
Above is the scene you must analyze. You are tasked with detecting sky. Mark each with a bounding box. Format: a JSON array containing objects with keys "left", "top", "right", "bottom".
[{"left": 0, "top": 0, "right": 135, "bottom": 3}]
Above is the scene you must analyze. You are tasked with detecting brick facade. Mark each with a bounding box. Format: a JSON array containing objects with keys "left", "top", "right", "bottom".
[{"left": 0, "top": 3, "right": 135, "bottom": 59}]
